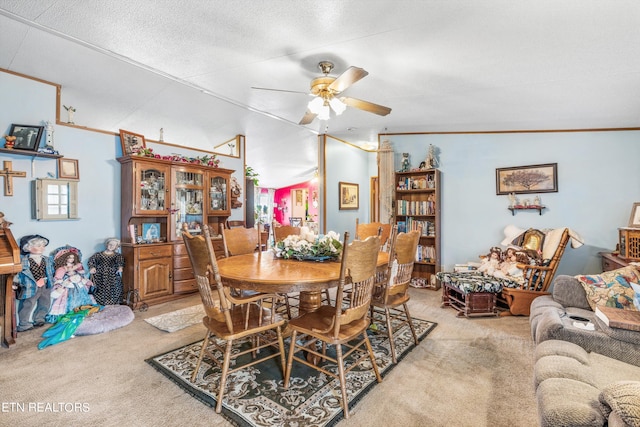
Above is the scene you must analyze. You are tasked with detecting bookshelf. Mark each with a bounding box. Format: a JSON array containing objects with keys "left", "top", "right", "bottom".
[{"left": 394, "top": 169, "right": 441, "bottom": 286}]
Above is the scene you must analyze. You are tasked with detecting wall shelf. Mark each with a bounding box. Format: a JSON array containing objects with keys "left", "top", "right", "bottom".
[
  {"left": 508, "top": 206, "right": 546, "bottom": 216},
  {"left": 0, "top": 148, "right": 62, "bottom": 159}
]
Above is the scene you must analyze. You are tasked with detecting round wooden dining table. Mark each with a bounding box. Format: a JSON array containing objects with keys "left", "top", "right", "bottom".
[{"left": 216, "top": 251, "right": 389, "bottom": 314}]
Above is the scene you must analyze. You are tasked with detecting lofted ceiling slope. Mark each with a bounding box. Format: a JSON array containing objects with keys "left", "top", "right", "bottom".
[{"left": 1, "top": 1, "right": 639, "bottom": 188}]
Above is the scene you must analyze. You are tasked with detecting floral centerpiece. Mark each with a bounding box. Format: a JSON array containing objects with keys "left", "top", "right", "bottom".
[{"left": 275, "top": 229, "right": 342, "bottom": 261}]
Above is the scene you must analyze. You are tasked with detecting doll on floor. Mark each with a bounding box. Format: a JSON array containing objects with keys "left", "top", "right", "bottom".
[
  {"left": 13, "top": 234, "right": 55, "bottom": 331},
  {"left": 47, "top": 246, "right": 96, "bottom": 322}
]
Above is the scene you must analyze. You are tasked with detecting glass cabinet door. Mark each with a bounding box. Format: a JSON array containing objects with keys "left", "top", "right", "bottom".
[
  {"left": 209, "top": 174, "right": 229, "bottom": 215},
  {"left": 172, "top": 169, "right": 204, "bottom": 239},
  {"left": 134, "top": 164, "right": 169, "bottom": 215}
]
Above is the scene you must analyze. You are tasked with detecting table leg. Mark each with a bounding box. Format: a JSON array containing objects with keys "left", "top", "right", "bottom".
[
  {"left": 298, "top": 290, "right": 323, "bottom": 315},
  {"left": 298, "top": 290, "right": 324, "bottom": 365}
]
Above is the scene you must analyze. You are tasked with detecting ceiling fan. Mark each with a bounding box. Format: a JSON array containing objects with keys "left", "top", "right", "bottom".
[{"left": 252, "top": 61, "right": 392, "bottom": 125}]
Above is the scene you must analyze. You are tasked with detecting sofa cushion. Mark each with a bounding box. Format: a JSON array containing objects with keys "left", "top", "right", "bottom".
[
  {"left": 592, "top": 316, "right": 640, "bottom": 346},
  {"left": 535, "top": 355, "right": 597, "bottom": 388},
  {"left": 575, "top": 266, "right": 640, "bottom": 311},
  {"left": 599, "top": 381, "right": 640, "bottom": 427},
  {"left": 552, "top": 275, "right": 592, "bottom": 310},
  {"left": 537, "top": 378, "right": 605, "bottom": 427},
  {"left": 534, "top": 339, "right": 590, "bottom": 365}
]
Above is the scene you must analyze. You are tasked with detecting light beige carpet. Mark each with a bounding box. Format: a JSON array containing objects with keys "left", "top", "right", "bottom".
[
  {"left": 144, "top": 305, "right": 205, "bottom": 332},
  {"left": 0, "top": 289, "right": 543, "bottom": 426}
]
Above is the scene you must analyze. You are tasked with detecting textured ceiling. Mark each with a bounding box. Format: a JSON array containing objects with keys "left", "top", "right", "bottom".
[{"left": 1, "top": 1, "right": 640, "bottom": 188}]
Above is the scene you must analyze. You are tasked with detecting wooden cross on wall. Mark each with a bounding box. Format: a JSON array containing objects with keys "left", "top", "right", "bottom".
[{"left": 0, "top": 161, "right": 26, "bottom": 196}]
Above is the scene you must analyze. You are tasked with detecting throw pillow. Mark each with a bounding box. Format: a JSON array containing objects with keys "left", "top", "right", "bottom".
[
  {"left": 575, "top": 266, "right": 640, "bottom": 311},
  {"left": 542, "top": 227, "right": 567, "bottom": 260},
  {"left": 599, "top": 381, "right": 640, "bottom": 427}
]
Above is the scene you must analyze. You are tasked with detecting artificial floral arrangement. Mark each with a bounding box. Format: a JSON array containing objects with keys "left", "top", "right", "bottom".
[
  {"left": 274, "top": 229, "right": 342, "bottom": 261},
  {"left": 132, "top": 146, "right": 220, "bottom": 168}
]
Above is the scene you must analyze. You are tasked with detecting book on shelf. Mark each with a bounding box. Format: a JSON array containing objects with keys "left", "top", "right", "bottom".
[{"left": 594, "top": 306, "right": 640, "bottom": 331}]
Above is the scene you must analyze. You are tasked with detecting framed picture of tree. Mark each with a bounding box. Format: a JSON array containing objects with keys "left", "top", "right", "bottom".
[{"left": 496, "top": 163, "right": 558, "bottom": 195}]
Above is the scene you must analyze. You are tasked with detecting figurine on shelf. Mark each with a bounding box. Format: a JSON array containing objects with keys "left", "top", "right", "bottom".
[
  {"left": 401, "top": 153, "right": 410, "bottom": 172},
  {"left": 3, "top": 134, "right": 16, "bottom": 149},
  {"left": 425, "top": 144, "right": 439, "bottom": 169},
  {"left": 533, "top": 195, "right": 541, "bottom": 207},
  {"left": 13, "top": 235, "right": 55, "bottom": 331},
  {"left": 0, "top": 212, "right": 12, "bottom": 229},
  {"left": 88, "top": 238, "right": 125, "bottom": 306},
  {"left": 63, "top": 105, "right": 76, "bottom": 124},
  {"left": 508, "top": 192, "right": 517, "bottom": 208}
]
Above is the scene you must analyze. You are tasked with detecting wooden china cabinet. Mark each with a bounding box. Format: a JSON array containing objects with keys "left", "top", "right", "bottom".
[{"left": 118, "top": 155, "right": 233, "bottom": 306}]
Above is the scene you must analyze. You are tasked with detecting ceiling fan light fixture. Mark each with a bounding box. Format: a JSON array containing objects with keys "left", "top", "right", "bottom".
[
  {"left": 307, "top": 97, "right": 325, "bottom": 114},
  {"left": 317, "top": 104, "right": 331, "bottom": 121},
  {"left": 329, "top": 97, "right": 346, "bottom": 115}
]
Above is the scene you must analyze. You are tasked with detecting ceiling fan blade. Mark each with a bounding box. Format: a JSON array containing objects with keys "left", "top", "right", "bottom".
[
  {"left": 340, "top": 97, "right": 392, "bottom": 116},
  {"left": 328, "top": 66, "right": 368, "bottom": 93},
  {"left": 299, "top": 111, "right": 317, "bottom": 125},
  {"left": 251, "top": 86, "right": 309, "bottom": 95}
]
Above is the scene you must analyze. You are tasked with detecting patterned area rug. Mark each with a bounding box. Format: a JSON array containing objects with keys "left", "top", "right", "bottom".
[
  {"left": 144, "top": 305, "right": 205, "bottom": 332},
  {"left": 146, "top": 313, "right": 437, "bottom": 426}
]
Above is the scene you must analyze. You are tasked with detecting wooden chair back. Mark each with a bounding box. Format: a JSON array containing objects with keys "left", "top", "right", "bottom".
[
  {"left": 333, "top": 233, "right": 381, "bottom": 335},
  {"left": 383, "top": 228, "right": 421, "bottom": 300},
  {"left": 182, "top": 227, "right": 224, "bottom": 323},
  {"left": 273, "top": 223, "right": 301, "bottom": 243},
  {"left": 355, "top": 218, "right": 391, "bottom": 247},
  {"left": 221, "top": 225, "right": 261, "bottom": 257},
  {"left": 227, "top": 220, "right": 246, "bottom": 228}
]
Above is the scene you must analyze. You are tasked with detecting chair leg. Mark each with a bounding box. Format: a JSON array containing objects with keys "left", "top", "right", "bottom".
[
  {"left": 403, "top": 302, "right": 419, "bottom": 346},
  {"left": 335, "top": 343, "right": 350, "bottom": 419},
  {"left": 283, "top": 330, "right": 298, "bottom": 388},
  {"left": 216, "top": 340, "right": 234, "bottom": 414},
  {"left": 191, "top": 331, "right": 210, "bottom": 382},
  {"left": 276, "top": 326, "right": 286, "bottom": 375},
  {"left": 384, "top": 307, "right": 397, "bottom": 364},
  {"left": 364, "top": 332, "right": 382, "bottom": 383}
]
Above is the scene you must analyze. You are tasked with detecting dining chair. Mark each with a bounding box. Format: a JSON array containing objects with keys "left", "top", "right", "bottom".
[
  {"left": 183, "top": 226, "right": 287, "bottom": 413},
  {"left": 355, "top": 218, "right": 392, "bottom": 250},
  {"left": 370, "top": 227, "right": 421, "bottom": 363},
  {"left": 221, "top": 224, "right": 261, "bottom": 257},
  {"left": 226, "top": 220, "right": 246, "bottom": 229},
  {"left": 283, "top": 232, "right": 382, "bottom": 419},
  {"left": 272, "top": 222, "right": 301, "bottom": 242},
  {"left": 272, "top": 221, "right": 331, "bottom": 312}
]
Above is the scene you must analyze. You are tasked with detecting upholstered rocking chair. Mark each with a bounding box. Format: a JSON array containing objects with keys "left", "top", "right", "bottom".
[{"left": 500, "top": 227, "right": 570, "bottom": 315}]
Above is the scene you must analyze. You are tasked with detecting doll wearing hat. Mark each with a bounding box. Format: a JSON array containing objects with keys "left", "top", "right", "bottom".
[
  {"left": 47, "top": 245, "right": 96, "bottom": 322},
  {"left": 13, "top": 235, "right": 55, "bottom": 332}
]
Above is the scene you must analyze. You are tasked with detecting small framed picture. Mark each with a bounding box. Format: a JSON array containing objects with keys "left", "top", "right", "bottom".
[
  {"left": 628, "top": 203, "right": 640, "bottom": 228},
  {"left": 339, "top": 182, "right": 359, "bottom": 210},
  {"left": 9, "top": 124, "right": 44, "bottom": 152},
  {"left": 58, "top": 158, "right": 80, "bottom": 180},
  {"left": 142, "top": 223, "right": 161, "bottom": 242},
  {"left": 119, "top": 129, "right": 146, "bottom": 155}
]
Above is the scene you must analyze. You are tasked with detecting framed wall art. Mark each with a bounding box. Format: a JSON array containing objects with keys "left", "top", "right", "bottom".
[
  {"left": 496, "top": 163, "right": 558, "bottom": 195},
  {"left": 119, "top": 129, "right": 146, "bottom": 155},
  {"left": 628, "top": 203, "right": 640, "bottom": 228},
  {"left": 339, "top": 182, "right": 359, "bottom": 210},
  {"left": 9, "top": 124, "right": 44, "bottom": 152},
  {"left": 58, "top": 158, "right": 80, "bottom": 180}
]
